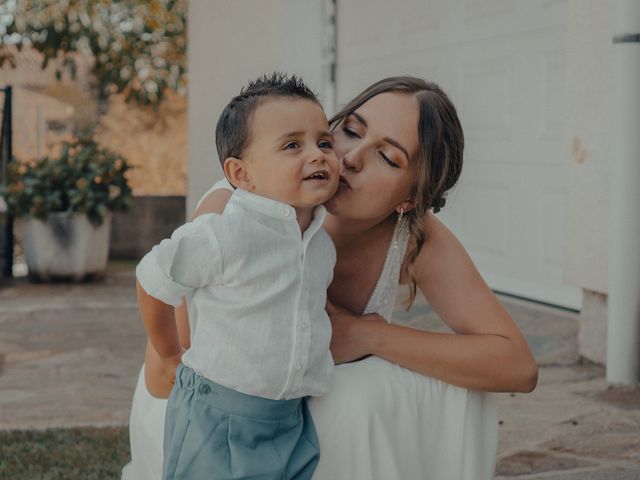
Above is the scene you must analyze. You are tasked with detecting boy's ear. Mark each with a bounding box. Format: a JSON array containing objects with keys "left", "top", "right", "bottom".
[{"left": 223, "top": 157, "right": 254, "bottom": 191}]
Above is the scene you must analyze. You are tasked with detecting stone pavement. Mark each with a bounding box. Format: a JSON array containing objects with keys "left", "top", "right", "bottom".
[{"left": 0, "top": 264, "right": 638, "bottom": 479}]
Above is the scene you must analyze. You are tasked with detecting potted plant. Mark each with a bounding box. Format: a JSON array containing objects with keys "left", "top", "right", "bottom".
[{"left": 0, "top": 130, "right": 132, "bottom": 281}]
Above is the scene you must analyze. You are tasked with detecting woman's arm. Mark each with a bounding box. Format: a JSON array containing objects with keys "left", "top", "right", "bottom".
[
  {"left": 142, "top": 187, "right": 234, "bottom": 398},
  {"left": 331, "top": 214, "right": 538, "bottom": 393}
]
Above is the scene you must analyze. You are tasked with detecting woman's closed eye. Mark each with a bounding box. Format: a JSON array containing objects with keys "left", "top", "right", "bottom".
[
  {"left": 342, "top": 126, "right": 360, "bottom": 139},
  {"left": 341, "top": 124, "right": 399, "bottom": 167},
  {"left": 380, "top": 151, "right": 400, "bottom": 168}
]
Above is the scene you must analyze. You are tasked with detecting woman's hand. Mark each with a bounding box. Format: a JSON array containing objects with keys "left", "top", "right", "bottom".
[{"left": 326, "top": 300, "right": 385, "bottom": 364}]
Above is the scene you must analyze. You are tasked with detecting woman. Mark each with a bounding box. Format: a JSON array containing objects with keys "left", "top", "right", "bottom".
[{"left": 123, "top": 76, "right": 537, "bottom": 480}]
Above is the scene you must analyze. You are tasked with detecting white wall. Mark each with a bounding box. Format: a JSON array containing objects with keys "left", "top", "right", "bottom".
[
  {"left": 335, "top": 0, "right": 581, "bottom": 308},
  {"left": 187, "top": 0, "right": 328, "bottom": 215},
  {"left": 564, "top": 0, "right": 614, "bottom": 295},
  {"left": 188, "top": 0, "right": 614, "bottom": 301}
]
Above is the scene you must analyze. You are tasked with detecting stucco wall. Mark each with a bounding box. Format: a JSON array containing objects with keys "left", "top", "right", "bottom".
[
  {"left": 564, "top": 0, "right": 614, "bottom": 295},
  {"left": 187, "top": 0, "right": 329, "bottom": 216}
]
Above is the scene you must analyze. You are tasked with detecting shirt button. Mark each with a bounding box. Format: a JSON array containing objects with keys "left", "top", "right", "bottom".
[
  {"left": 283, "top": 208, "right": 291, "bottom": 217},
  {"left": 296, "top": 364, "right": 303, "bottom": 371},
  {"left": 198, "top": 384, "right": 211, "bottom": 395}
]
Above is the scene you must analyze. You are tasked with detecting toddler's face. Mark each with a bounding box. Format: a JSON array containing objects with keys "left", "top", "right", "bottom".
[{"left": 237, "top": 98, "right": 339, "bottom": 210}]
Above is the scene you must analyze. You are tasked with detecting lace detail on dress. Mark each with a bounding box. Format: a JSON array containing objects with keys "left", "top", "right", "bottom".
[{"left": 362, "top": 218, "right": 411, "bottom": 322}]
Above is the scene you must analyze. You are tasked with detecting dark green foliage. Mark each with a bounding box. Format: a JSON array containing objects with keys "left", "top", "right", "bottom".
[
  {"left": 0, "top": 130, "right": 133, "bottom": 226},
  {"left": 0, "top": 426, "right": 130, "bottom": 480}
]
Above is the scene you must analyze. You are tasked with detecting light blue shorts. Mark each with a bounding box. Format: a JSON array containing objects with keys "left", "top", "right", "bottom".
[{"left": 162, "top": 364, "right": 320, "bottom": 480}]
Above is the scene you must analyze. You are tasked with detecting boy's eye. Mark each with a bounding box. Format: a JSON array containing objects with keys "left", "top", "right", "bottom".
[
  {"left": 284, "top": 142, "right": 299, "bottom": 150},
  {"left": 318, "top": 140, "right": 333, "bottom": 149}
]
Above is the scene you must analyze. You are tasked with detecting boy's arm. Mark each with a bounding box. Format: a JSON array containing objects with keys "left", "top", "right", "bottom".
[
  {"left": 175, "top": 297, "right": 191, "bottom": 350},
  {"left": 137, "top": 280, "right": 184, "bottom": 384},
  {"left": 135, "top": 214, "right": 224, "bottom": 385}
]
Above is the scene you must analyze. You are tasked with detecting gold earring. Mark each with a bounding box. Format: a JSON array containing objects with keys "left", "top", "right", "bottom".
[{"left": 393, "top": 208, "right": 404, "bottom": 248}]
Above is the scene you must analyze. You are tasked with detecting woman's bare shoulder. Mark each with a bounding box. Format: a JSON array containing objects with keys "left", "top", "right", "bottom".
[
  {"left": 192, "top": 188, "right": 233, "bottom": 219},
  {"left": 414, "top": 212, "right": 466, "bottom": 256},
  {"left": 422, "top": 212, "right": 454, "bottom": 245},
  {"left": 410, "top": 212, "right": 516, "bottom": 333},
  {"left": 407, "top": 212, "right": 477, "bottom": 285}
]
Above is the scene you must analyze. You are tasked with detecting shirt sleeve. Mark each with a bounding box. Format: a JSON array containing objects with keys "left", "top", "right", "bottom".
[{"left": 136, "top": 214, "right": 224, "bottom": 307}]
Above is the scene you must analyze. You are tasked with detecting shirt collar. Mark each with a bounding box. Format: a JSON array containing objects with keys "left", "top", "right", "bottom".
[
  {"left": 230, "top": 188, "right": 327, "bottom": 228},
  {"left": 304, "top": 204, "right": 327, "bottom": 240}
]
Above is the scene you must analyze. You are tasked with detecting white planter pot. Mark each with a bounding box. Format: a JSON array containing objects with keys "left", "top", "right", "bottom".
[{"left": 21, "top": 212, "right": 112, "bottom": 281}]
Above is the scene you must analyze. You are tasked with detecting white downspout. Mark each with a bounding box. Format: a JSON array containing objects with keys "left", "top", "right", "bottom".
[{"left": 607, "top": 0, "right": 640, "bottom": 384}]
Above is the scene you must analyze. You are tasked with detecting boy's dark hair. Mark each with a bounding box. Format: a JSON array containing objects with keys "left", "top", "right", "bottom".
[{"left": 215, "top": 72, "right": 320, "bottom": 164}]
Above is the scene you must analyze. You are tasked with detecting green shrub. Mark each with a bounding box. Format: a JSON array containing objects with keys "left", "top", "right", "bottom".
[{"left": 1, "top": 131, "right": 133, "bottom": 226}]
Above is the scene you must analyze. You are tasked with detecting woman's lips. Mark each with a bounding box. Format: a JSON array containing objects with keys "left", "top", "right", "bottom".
[{"left": 338, "top": 175, "right": 351, "bottom": 189}]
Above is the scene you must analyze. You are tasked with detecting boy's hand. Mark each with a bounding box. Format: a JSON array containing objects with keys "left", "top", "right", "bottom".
[{"left": 161, "top": 349, "right": 185, "bottom": 386}]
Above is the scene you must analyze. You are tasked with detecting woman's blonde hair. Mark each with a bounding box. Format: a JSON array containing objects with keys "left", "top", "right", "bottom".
[{"left": 330, "top": 76, "right": 464, "bottom": 307}]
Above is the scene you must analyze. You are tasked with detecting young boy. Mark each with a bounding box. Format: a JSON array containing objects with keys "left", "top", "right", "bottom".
[{"left": 136, "top": 73, "right": 339, "bottom": 479}]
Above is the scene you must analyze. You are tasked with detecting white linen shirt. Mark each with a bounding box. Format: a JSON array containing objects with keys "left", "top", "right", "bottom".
[{"left": 136, "top": 187, "right": 335, "bottom": 400}]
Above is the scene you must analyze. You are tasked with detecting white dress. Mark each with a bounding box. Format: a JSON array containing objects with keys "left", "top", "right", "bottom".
[
  {"left": 122, "top": 181, "right": 497, "bottom": 480},
  {"left": 308, "top": 218, "right": 497, "bottom": 480}
]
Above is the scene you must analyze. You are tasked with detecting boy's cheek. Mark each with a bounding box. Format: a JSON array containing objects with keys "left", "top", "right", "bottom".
[{"left": 329, "top": 154, "right": 340, "bottom": 171}]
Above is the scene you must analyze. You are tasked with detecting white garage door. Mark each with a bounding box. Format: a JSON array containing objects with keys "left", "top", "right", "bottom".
[{"left": 335, "top": 0, "right": 581, "bottom": 309}]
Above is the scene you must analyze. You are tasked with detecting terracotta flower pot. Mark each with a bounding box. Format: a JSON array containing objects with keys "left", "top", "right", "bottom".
[{"left": 21, "top": 212, "right": 112, "bottom": 281}]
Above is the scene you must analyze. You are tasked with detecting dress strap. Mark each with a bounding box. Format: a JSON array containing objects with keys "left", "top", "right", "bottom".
[{"left": 362, "top": 218, "right": 410, "bottom": 321}]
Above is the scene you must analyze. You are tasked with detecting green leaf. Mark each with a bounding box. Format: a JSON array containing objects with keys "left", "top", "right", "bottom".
[
  {"left": 3, "top": 0, "right": 186, "bottom": 107},
  {"left": 2, "top": 130, "right": 132, "bottom": 222}
]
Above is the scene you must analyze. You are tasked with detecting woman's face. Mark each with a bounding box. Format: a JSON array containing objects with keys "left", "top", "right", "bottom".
[{"left": 325, "top": 92, "right": 420, "bottom": 222}]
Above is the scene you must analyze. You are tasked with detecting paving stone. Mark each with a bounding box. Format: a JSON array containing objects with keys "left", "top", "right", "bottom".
[
  {"left": 539, "top": 408, "right": 640, "bottom": 462},
  {"left": 515, "top": 468, "right": 640, "bottom": 479},
  {"left": 544, "top": 432, "right": 640, "bottom": 462},
  {"left": 539, "top": 364, "right": 605, "bottom": 385},
  {"left": 496, "top": 450, "right": 594, "bottom": 476},
  {"left": 0, "top": 271, "right": 144, "bottom": 429},
  {"left": 1, "top": 265, "right": 639, "bottom": 479},
  {"left": 593, "top": 387, "right": 640, "bottom": 411}
]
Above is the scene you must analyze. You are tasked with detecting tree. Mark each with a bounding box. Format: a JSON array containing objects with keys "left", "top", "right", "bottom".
[{"left": 0, "top": 0, "right": 187, "bottom": 107}]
